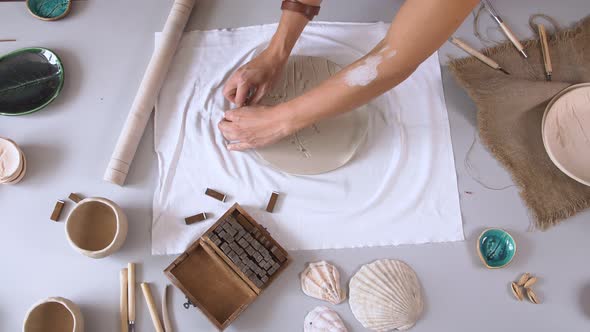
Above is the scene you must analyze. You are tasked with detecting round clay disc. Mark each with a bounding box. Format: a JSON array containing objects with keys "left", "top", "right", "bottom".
[
  {"left": 542, "top": 84, "right": 590, "bottom": 186},
  {"left": 0, "top": 137, "right": 23, "bottom": 182},
  {"left": 255, "top": 56, "right": 369, "bottom": 175}
]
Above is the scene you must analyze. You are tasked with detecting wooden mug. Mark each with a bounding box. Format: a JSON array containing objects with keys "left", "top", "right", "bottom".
[
  {"left": 65, "top": 197, "right": 128, "bottom": 258},
  {"left": 23, "top": 297, "right": 84, "bottom": 332}
]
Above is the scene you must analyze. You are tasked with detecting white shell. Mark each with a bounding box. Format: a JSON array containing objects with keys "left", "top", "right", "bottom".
[
  {"left": 349, "top": 259, "right": 424, "bottom": 331},
  {"left": 300, "top": 261, "right": 346, "bottom": 304},
  {"left": 304, "top": 306, "right": 348, "bottom": 332}
]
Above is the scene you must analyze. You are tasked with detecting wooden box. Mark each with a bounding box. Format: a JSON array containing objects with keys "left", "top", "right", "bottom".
[{"left": 165, "top": 203, "right": 290, "bottom": 330}]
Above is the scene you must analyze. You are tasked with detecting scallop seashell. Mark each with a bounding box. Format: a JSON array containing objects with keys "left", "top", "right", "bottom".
[
  {"left": 349, "top": 259, "right": 424, "bottom": 331},
  {"left": 300, "top": 261, "right": 346, "bottom": 304},
  {"left": 304, "top": 306, "right": 348, "bottom": 332}
]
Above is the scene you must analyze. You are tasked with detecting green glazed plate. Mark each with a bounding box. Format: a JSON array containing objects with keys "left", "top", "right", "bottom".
[
  {"left": 0, "top": 48, "right": 65, "bottom": 116},
  {"left": 26, "top": 0, "right": 72, "bottom": 21},
  {"left": 477, "top": 228, "right": 516, "bottom": 269}
]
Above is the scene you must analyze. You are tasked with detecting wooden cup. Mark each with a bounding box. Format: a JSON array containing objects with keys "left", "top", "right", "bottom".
[
  {"left": 23, "top": 297, "right": 84, "bottom": 332},
  {"left": 65, "top": 197, "right": 128, "bottom": 258}
]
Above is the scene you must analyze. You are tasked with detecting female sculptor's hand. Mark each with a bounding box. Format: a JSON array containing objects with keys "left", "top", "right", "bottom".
[
  {"left": 218, "top": 105, "right": 298, "bottom": 151},
  {"left": 222, "top": 50, "right": 287, "bottom": 107}
]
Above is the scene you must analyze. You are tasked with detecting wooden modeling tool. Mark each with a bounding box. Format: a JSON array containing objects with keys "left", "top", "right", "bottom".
[
  {"left": 128, "top": 263, "right": 136, "bottom": 332},
  {"left": 162, "top": 284, "right": 173, "bottom": 332},
  {"left": 449, "top": 37, "right": 510, "bottom": 75},
  {"left": 0, "top": 39, "right": 16, "bottom": 42},
  {"left": 104, "top": 0, "right": 196, "bottom": 186},
  {"left": 141, "top": 283, "right": 165, "bottom": 332},
  {"left": 120, "top": 269, "right": 128, "bottom": 332},
  {"left": 537, "top": 24, "right": 552, "bottom": 81},
  {"left": 481, "top": 0, "right": 527, "bottom": 58}
]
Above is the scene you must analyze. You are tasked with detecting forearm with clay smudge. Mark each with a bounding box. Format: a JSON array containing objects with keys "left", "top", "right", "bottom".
[{"left": 279, "top": 0, "right": 478, "bottom": 132}]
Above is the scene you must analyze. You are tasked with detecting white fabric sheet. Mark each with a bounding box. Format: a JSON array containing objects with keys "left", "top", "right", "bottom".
[{"left": 152, "top": 22, "right": 463, "bottom": 255}]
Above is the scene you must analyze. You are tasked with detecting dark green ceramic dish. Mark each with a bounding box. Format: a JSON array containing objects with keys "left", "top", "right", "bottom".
[
  {"left": 477, "top": 228, "right": 516, "bottom": 269},
  {"left": 0, "top": 48, "right": 65, "bottom": 116},
  {"left": 26, "top": 0, "right": 72, "bottom": 21}
]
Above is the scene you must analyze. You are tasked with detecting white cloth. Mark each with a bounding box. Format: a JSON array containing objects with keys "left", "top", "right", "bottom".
[{"left": 152, "top": 22, "right": 463, "bottom": 255}]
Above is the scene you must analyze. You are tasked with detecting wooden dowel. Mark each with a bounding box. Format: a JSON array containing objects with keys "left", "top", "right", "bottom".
[
  {"left": 141, "top": 283, "right": 165, "bottom": 332},
  {"left": 162, "top": 284, "right": 173, "bottom": 332},
  {"left": 120, "top": 269, "right": 128, "bottom": 332},
  {"left": 104, "top": 0, "right": 196, "bottom": 186}
]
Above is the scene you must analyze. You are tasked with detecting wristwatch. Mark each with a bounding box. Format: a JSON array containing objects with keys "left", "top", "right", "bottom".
[{"left": 281, "top": 0, "right": 321, "bottom": 20}]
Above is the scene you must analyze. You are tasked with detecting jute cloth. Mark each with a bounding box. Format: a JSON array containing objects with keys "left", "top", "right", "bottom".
[{"left": 449, "top": 16, "right": 590, "bottom": 229}]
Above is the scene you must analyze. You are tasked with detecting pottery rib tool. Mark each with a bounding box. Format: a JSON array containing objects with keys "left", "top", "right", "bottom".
[
  {"left": 128, "top": 263, "right": 135, "bottom": 332},
  {"left": 449, "top": 37, "right": 510, "bottom": 75},
  {"left": 120, "top": 269, "right": 128, "bottom": 332},
  {"left": 104, "top": 0, "right": 196, "bottom": 186},
  {"left": 537, "top": 24, "right": 552, "bottom": 81},
  {"left": 481, "top": 0, "right": 527, "bottom": 58},
  {"left": 162, "top": 284, "right": 173, "bottom": 332},
  {"left": 141, "top": 283, "right": 165, "bottom": 332}
]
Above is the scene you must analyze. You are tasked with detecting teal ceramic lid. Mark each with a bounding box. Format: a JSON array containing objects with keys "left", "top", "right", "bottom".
[
  {"left": 26, "top": 0, "right": 72, "bottom": 21},
  {"left": 477, "top": 228, "right": 516, "bottom": 269},
  {"left": 0, "top": 48, "right": 64, "bottom": 116}
]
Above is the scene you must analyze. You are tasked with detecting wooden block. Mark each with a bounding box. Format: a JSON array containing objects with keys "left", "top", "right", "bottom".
[
  {"left": 68, "top": 193, "right": 82, "bottom": 203},
  {"left": 268, "top": 264, "right": 279, "bottom": 275},
  {"left": 185, "top": 212, "right": 207, "bottom": 225},
  {"left": 271, "top": 246, "right": 287, "bottom": 263},
  {"left": 235, "top": 214, "right": 254, "bottom": 231},
  {"left": 50, "top": 200, "right": 65, "bottom": 222},
  {"left": 227, "top": 227, "right": 237, "bottom": 237},
  {"left": 265, "top": 192, "right": 279, "bottom": 213},
  {"left": 261, "top": 275, "right": 269, "bottom": 283},
  {"left": 205, "top": 188, "right": 226, "bottom": 202}
]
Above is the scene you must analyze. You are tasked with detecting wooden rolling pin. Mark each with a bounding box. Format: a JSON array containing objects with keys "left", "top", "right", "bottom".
[
  {"left": 141, "top": 283, "right": 165, "bottom": 332},
  {"left": 120, "top": 269, "right": 128, "bottom": 332},
  {"left": 104, "top": 0, "right": 196, "bottom": 185}
]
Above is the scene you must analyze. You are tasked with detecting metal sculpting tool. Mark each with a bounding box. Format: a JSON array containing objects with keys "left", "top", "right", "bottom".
[
  {"left": 537, "top": 24, "right": 552, "bottom": 81},
  {"left": 449, "top": 37, "right": 510, "bottom": 75},
  {"left": 481, "top": 0, "right": 528, "bottom": 58}
]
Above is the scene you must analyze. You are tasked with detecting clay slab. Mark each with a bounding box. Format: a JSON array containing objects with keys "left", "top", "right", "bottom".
[{"left": 255, "top": 56, "right": 369, "bottom": 175}]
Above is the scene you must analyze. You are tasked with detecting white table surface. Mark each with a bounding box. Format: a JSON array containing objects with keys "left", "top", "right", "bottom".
[{"left": 1, "top": 1, "right": 590, "bottom": 331}]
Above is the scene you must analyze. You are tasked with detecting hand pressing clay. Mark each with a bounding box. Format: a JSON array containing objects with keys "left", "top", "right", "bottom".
[{"left": 255, "top": 56, "right": 370, "bottom": 175}]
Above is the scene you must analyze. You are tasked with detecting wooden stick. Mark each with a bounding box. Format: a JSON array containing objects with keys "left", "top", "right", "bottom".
[
  {"left": 104, "top": 0, "right": 196, "bottom": 185},
  {"left": 141, "top": 283, "right": 165, "bottom": 332},
  {"left": 449, "top": 37, "right": 510, "bottom": 75},
  {"left": 120, "top": 269, "right": 128, "bottom": 332},
  {"left": 537, "top": 24, "right": 553, "bottom": 81},
  {"left": 127, "top": 263, "right": 136, "bottom": 325},
  {"left": 162, "top": 284, "right": 173, "bottom": 332}
]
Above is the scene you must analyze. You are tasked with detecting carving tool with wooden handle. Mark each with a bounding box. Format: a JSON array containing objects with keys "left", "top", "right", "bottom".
[
  {"left": 141, "top": 283, "right": 165, "bottom": 332},
  {"left": 120, "top": 269, "right": 128, "bottom": 332},
  {"left": 449, "top": 37, "right": 510, "bottom": 75},
  {"left": 537, "top": 24, "right": 552, "bottom": 81},
  {"left": 128, "top": 263, "right": 136, "bottom": 332},
  {"left": 481, "top": 0, "right": 528, "bottom": 58}
]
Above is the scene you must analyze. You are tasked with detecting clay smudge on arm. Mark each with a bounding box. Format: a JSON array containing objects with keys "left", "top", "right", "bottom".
[{"left": 343, "top": 47, "right": 397, "bottom": 87}]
